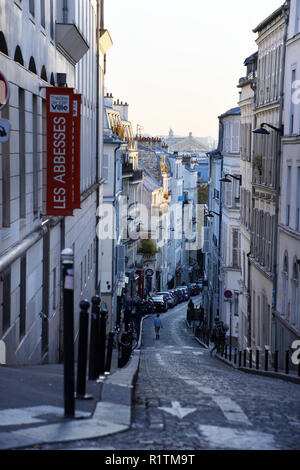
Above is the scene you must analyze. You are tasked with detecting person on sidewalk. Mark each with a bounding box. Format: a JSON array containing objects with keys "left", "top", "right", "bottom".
[
  {"left": 154, "top": 314, "right": 163, "bottom": 340},
  {"left": 187, "top": 299, "right": 195, "bottom": 324},
  {"left": 210, "top": 316, "right": 226, "bottom": 356}
]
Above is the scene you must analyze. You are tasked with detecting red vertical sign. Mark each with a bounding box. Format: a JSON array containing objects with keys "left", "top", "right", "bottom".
[
  {"left": 46, "top": 87, "right": 81, "bottom": 216},
  {"left": 71, "top": 94, "right": 81, "bottom": 209}
]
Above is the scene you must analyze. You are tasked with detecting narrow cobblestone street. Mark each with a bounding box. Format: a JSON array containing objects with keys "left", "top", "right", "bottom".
[{"left": 38, "top": 297, "right": 300, "bottom": 451}]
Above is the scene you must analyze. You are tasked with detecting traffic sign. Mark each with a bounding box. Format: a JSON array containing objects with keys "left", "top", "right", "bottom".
[
  {"left": 224, "top": 290, "right": 233, "bottom": 299},
  {"left": 145, "top": 269, "right": 154, "bottom": 277},
  {"left": 0, "top": 72, "right": 10, "bottom": 111},
  {"left": 0, "top": 118, "right": 10, "bottom": 143}
]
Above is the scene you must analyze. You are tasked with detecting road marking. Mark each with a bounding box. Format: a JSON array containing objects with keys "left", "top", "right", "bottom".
[
  {"left": 198, "top": 425, "right": 276, "bottom": 450},
  {"left": 212, "top": 396, "right": 252, "bottom": 426},
  {"left": 0, "top": 406, "right": 90, "bottom": 427},
  {"left": 182, "top": 379, "right": 252, "bottom": 426},
  {"left": 155, "top": 353, "right": 165, "bottom": 366},
  {"left": 159, "top": 401, "right": 197, "bottom": 419}
]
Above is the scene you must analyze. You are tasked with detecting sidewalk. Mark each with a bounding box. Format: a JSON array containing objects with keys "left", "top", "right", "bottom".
[
  {"left": 188, "top": 322, "right": 300, "bottom": 385},
  {"left": 0, "top": 345, "right": 141, "bottom": 450}
]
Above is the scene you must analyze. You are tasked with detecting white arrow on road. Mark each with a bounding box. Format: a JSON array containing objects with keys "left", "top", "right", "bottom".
[{"left": 158, "top": 401, "right": 196, "bottom": 419}]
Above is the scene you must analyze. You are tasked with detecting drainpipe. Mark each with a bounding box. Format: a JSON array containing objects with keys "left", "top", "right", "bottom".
[
  {"left": 272, "top": 1, "right": 290, "bottom": 350},
  {"left": 95, "top": 0, "right": 102, "bottom": 293},
  {"left": 217, "top": 119, "right": 224, "bottom": 321},
  {"left": 0, "top": 223, "right": 48, "bottom": 273},
  {"left": 112, "top": 143, "right": 122, "bottom": 312},
  {"left": 63, "top": 0, "right": 68, "bottom": 22}
]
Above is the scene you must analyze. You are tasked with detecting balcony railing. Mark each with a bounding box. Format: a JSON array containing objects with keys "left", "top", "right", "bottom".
[
  {"left": 122, "top": 163, "right": 134, "bottom": 178},
  {"left": 131, "top": 169, "right": 143, "bottom": 183}
]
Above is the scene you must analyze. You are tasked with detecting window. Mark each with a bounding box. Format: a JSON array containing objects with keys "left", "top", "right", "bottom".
[
  {"left": 0, "top": 32, "right": 8, "bottom": 56},
  {"left": 2, "top": 104, "right": 10, "bottom": 227},
  {"left": 1, "top": 268, "right": 11, "bottom": 334},
  {"left": 20, "top": 256, "right": 26, "bottom": 339},
  {"left": 232, "top": 228, "right": 241, "bottom": 268},
  {"left": 282, "top": 254, "right": 289, "bottom": 318},
  {"left": 33, "top": 95, "right": 38, "bottom": 218},
  {"left": 296, "top": 167, "right": 300, "bottom": 232},
  {"left": 50, "top": 0, "right": 54, "bottom": 39},
  {"left": 290, "top": 68, "right": 296, "bottom": 135},
  {"left": 52, "top": 268, "right": 57, "bottom": 311},
  {"left": 29, "top": 0, "right": 35, "bottom": 17},
  {"left": 102, "top": 154, "right": 110, "bottom": 182},
  {"left": 286, "top": 165, "right": 292, "bottom": 226},
  {"left": 225, "top": 180, "right": 232, "bottom": 207},
  {"left": 40, "top": 0, "right": 45, "bottom": 28},
  {"left": 291, "top": 262, "right": 299, "bottom": 326},
  {"left": 295, "top": 0, "right": 300, "bottom": 35},
  {"left": 19, "top": 88, "right": 26, "bottom": 219}
]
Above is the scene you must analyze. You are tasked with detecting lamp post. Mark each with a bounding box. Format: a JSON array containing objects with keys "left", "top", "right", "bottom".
[
  {"left": 206, "top": 210, "right": 221, "bottom": 219},
  {"left": 252, "top": 123, "right": 283, "bottom": 136},
  {"left": 220, "top": 174, "right": 242, "bottom": 186},
  {"left": 61, "top": 248, "right": 75, "bottom": 418}
]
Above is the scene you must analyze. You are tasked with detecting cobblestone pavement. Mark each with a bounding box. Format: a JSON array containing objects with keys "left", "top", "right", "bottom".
[{"left": 34, "top": 297, "right": 300, "bottom": 451}]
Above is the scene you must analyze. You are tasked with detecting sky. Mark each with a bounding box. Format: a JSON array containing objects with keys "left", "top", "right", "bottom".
[{"left": 104, "top": 0, "right": 283, "bottom": 141}]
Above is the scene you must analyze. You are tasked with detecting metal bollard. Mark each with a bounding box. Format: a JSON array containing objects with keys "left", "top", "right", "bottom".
[
  {"left": 249, "top": 350, "right": 253, "bottom": 369},
  {"left": 274, "top": 350, "right": 278, "bottom": 373},
  {"left": 105, "top": 331, "right": 115, "bottom": 375},
  {"left": 229, "top": 345, "right": 232, "bottom": 362},
  {"left": 285, "top": 350, "right": 289, "bottom": 375},
  {"left": 298, "top": 362, "right": 300, "bottom": 378},
  {"left": 265, "top": 349, "right": 269, "bottom": 372},
  {"left": 243, "top": 349, "right": 247, "bottom": 368},
  {"left": 256, "top": 350, "right": 260, "bottom": 370},
  {"left": 61, "top": 249, "right": 75, "bottom": 419},
  {"left": 76, "top": 300, "right": 93, "bottom": 400},
  {"left": 98, "top": 308, "right": 107, "bottom": 378},
  {"left": 234, "top": 348, "right": 237, "bottom": 365},
  {"left": 225, "top": 344, "right": 228, "bottom": 359},
  {"left": 88, "top": 296, "right": 101, "bottom": 380},
  {"left": 239, "top": 350, "right": 242, "bottom": 368}
]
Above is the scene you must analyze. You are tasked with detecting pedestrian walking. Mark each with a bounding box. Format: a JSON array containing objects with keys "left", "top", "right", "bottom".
[
  {"left": 187, "top": 299, "right": 195, "bottom": 324},
  {"left": 210, "top": 316, "right": 227, "bottom": 356},
  {"left": 154, "top": 314, "right": 163, "bottom": 340}
]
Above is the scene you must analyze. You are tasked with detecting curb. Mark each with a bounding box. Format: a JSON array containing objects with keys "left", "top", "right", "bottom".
[
  {"left": 213, "top": 352, "right": 300, "bottom": 385},
  {"left": 0, "top": 338, "right": 142, "bottom": 450}
]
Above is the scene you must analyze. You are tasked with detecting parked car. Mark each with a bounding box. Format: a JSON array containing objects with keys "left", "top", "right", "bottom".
[
  {"left": 177, "top": 286, "right": 190, "bottom": 301},
  {"left": 136, "top": 299, "right": 155, "bottom": 315},
  {"left": 151, "top": 296, "right": 168, "bottom": 313},
  {"left": 196, "top": 279, "right": 204, "bottom": 290},
  {"left": 157, "top": 292, "right": 176, "bottom": 309},
  {"left": 188, "top": 283, "right": 201, "bottom": 296},
  {"left": 174, "top": 288, "right": 184, "bottom": 303},
  {"left": 169, "top": 290, "right": 179, "bottom": 305}
]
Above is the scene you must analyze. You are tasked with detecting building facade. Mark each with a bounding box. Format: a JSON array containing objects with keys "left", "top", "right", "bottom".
[
  {"left": 250, "top": 5, "right": 288, "bottom": 352},
  {"left": 237, "top": 52, "right": 257, "bottom": 349},
  {"left": 276, "top": 0, "right": 300, "bottom": 355},
  {"left": 0, "top": 0, "right": 108, "bottom": 365}
]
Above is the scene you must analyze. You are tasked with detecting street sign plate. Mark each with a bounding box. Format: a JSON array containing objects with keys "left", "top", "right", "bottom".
[
  {"left": 224, "top": 290, "right": 233, "bottom": 299},
  {"left": 0, "top": 118, "right": 10, "bottom": 143}
]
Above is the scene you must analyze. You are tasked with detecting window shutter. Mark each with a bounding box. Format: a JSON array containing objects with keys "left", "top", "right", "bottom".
[
  {"left": 102, "top": 154, "right": 110, "bottom": 181},
  {"left": 232, "top": 228, "right": 241, "bottom": 268}
]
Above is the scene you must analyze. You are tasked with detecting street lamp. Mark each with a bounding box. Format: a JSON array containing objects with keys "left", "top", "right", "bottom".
[
  {"left": 252, "top": 123, "right": 283, "bottom": 136},
  {"left": 220, "top": 174, "right": 242, "bottom": 186},
  {"left": 206, "top": 211, "right": 221, "bottom": 219}
]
